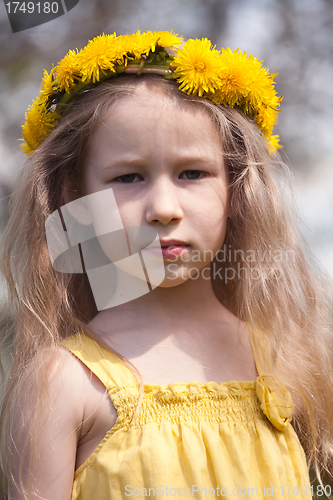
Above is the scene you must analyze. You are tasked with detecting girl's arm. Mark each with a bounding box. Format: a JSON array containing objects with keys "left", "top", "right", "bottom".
[{"left": 10, "top": 348, "right": 87, "bottom": 500}]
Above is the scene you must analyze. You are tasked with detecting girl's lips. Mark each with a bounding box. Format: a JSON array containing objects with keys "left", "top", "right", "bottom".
[
  {"left": 161, "top": 245, "right": 189, "bottom": 259},
  {"left": 145, "top": 245, "right": 189, "bottom": 260}
]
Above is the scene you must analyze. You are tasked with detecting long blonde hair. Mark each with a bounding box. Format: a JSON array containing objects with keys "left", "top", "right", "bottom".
[{"left": 1, "top": 75, "right": 332, "bottom": 496}]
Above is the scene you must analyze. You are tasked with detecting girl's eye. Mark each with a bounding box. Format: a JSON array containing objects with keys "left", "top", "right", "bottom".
[
  {"left": 116, "top": 174, "right": 140, "bottom": 183},
  {"left": 115, "top": 170, "right": 207, "bottom": 183},
  {"left": 181, "top": 170, "right": 207, "bottom": 180}
]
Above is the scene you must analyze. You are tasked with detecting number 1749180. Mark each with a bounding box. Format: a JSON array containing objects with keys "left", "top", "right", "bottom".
[{"left": 5, "top": 2, "right": 59, "bottom": 14}]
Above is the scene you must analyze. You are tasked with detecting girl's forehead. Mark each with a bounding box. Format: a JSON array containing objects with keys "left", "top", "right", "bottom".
[
  {"left": 85, "top": 89, "right": 224, "bottom": 171},
  {"left": 97, "top": 87, "right": 220, "bottom": 143}
]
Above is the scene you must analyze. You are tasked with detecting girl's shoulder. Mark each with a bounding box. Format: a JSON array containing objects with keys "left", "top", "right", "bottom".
[
  {"left": 22, "top": 343, "right": 101, "bottom": 431},
  {"left": 60, "top": 332, "right": 139, "bottom": 389},
  {"left": 55, "top": 341, "right": 118, "bottom": 429},
  {"left": 18, "top": 342, "right": 117, "bottom": 446},
  {"left": 10, "top": 345, "right": 104, "bottom": 499},
  {"left": 56, "top": 341, "right": 119, "bottom": 470},
  {"left": 31, "top": 342, "right": 118, "bottom": 468}
]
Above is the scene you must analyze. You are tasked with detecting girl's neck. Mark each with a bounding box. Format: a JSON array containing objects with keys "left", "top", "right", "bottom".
[
  {"left": 89, "top": 266, "right": 234, "bottom": 337},
  {"left": 87, "top": 269, "right": 255, "bottom": 385}
]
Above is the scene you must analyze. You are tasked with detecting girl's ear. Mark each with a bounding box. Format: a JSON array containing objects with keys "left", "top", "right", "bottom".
[{"left": 62, "top": 175, "right": 93, "bottom": 226}]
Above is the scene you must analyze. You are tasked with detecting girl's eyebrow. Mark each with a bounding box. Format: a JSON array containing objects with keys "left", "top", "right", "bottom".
[
  {"left": 100, "top": 157, "right": 145, "bottom": 172},
  {"left": 100, "top": 155, "right": 221, "bottom": 173}
]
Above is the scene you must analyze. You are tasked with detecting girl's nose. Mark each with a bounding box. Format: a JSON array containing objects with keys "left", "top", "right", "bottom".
[{"left": 145, "top": 180, "right": 183, "bottom": 226}]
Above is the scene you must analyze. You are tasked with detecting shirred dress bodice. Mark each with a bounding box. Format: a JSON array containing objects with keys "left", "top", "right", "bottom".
[{"left": 61, "top": 333, "right": 312, "bottom": 500}]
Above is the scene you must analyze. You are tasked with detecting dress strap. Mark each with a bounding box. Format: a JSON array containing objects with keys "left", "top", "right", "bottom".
[{"left": 60, "top": 333, "right": 138, "bottom": 391}]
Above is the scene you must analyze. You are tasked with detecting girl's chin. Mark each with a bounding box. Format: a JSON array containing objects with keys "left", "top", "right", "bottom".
[
  {"left": 150, "top": 268, "right": 207, "bottom": 288},
  {"left": 154, "top": 278, "right": 188, "bottom": 289}
]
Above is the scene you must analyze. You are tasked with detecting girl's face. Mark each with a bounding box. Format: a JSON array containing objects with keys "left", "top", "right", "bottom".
[{"left": 81, "top": 86, "right": 229, "bottom": 287}]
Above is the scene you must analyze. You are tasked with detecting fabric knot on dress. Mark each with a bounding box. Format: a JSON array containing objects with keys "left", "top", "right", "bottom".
[{"left": 256, "top": 375, "right": 294, "bottom": 431}]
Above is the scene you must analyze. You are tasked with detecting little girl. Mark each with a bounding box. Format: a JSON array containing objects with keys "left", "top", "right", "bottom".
[{"left": 1, "top": 30, "right": 333, "bottom": 500}]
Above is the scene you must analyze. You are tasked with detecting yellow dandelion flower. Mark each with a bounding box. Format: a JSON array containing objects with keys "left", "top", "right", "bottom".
[
  {"left": 136, "top": 30, "right": 158, "bottom": 56},
  {"left": 153, "top": 31, "right": 183, "bottom": 50},
  {"left": 173, "top": 38, "right": 223, "bottom": 97},
  {"left": 78, "top": 34, "right": 117, "bottom": 83},
  {"left": 20, "top": 140, "right": 33, "bottom": 155},
  {"left": 107, "top": 35, "right": 134, "bottom": 65},
  {"left": 110, "top": 32, "right": 149, "bottom": 66},
  {"left": 210, "top": 48, "right": 252, "bottom": 107},
  {"left": 126, "top": 30, "right": 183, "bottom": 62},
  {"left": 23, "top": 97, "right": 59, "bottom": 147},
  {"left": 255, "top": 105, "right": 278, "bottom": 138},
  {"left": 123, "top": 31, "right": 158, "bottom": 59},
  {"left": 132, "top": 30, "right": 183, "bottom": 58},
  {"left": 105, "top": 31, "right": 183, "bottom": 68},
  {"left": 117, "top": 32, "right": 142, "bottom": 60},
  {"left": 55, "top": 49, "right": 80, "bottom": 93},
  {"left": 243, "top": 56, "right": 281, "bottom": 113},
  {"left": 21, "top": 122, "right": 39, "bottom": 154},
  {"left": 248, "top": 79, "right": 274, "bottom": 110},
  {"left": 40, "top": 69, "right": 57, "bottom": 101},
  {"left": 267, "top": 134, "right": 282, "bottom": 153}
]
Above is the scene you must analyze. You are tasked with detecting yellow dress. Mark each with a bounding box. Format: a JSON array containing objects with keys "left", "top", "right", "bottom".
[{"left": 61, "top": 333, "right": 312, "bottom": 500}]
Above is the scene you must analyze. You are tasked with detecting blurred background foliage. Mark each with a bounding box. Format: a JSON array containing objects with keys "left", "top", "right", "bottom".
[{"left": 0, "top": 0, "right": 332, "bottom": 494}]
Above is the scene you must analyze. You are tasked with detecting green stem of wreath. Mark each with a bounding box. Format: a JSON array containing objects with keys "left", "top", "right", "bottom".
[{"left": 55, "top": 57, "right": 176, "bottom": 114}]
